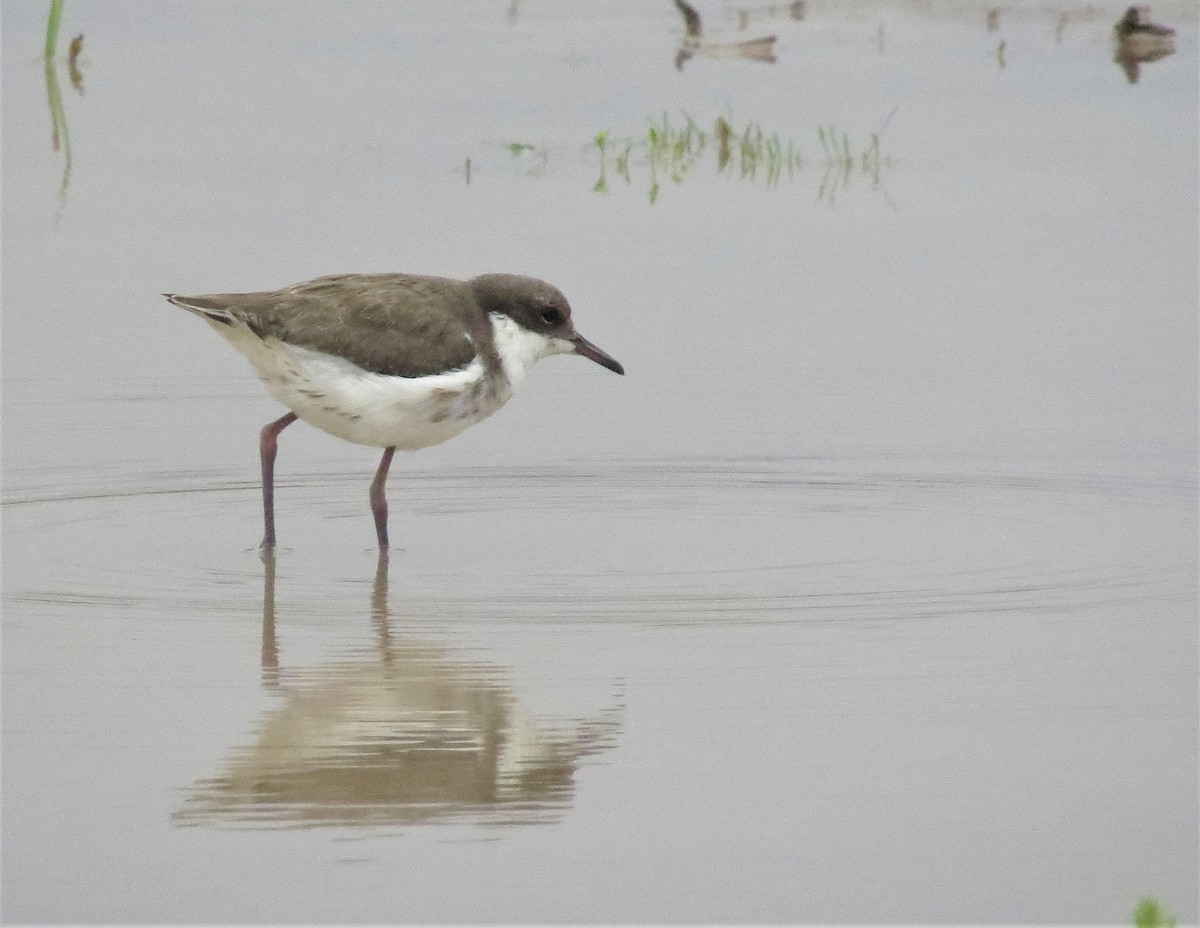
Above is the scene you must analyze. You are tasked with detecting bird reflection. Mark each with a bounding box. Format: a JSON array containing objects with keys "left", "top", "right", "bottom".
[
  {"left": 1113, "top": 5, "right": 1175, "bottom": 83},
  {"left": 673, "top": 0, "right": 777, "bottom": 70},
  {"left": 175, "top": 553, "right": 621, "bottom": 829}
]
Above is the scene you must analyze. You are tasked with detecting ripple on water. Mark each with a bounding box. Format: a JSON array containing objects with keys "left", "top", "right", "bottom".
[{"left": 3, "top": 455, "right": 1193, "bottom": 629}]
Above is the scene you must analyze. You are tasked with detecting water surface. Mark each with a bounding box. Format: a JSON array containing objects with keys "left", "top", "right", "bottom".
[{"left": 2, "top": 1, "right": 1196, "bottom": 923}]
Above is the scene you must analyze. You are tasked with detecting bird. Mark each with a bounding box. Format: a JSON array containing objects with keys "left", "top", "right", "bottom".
[
  {"left": 1112, "top": 6, "right": 1175, "bottom": 83},
  {"left": 164, "top": 273, "right": 624, "bottom": 550},
  {"left": 1114, "top": 5, "right": 1174, "bottom": 39},
  {"left": 672, "top": 0, "right": 777, "bottom": 69},
  {"left": 674, "top": 0, "right": 703, "bottom": 43}
]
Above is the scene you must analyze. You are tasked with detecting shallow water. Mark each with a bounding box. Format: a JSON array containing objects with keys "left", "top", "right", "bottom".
[{"left": 2, "top": 0, "right": 1197, "bottom": 923}]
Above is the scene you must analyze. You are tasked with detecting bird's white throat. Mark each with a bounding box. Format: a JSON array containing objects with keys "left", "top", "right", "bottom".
[{"left": 488, "top": 312, "right": 573, "bottom": 389}]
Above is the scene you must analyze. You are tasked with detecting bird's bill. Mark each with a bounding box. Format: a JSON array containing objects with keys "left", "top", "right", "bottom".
[{"left": 572, "top": 334, "right": 625, "bottom": 375}]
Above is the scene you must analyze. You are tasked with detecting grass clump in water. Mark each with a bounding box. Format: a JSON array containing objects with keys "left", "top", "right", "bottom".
[{"left": 592, "top": 111, "right": 890, "bottom": 204}]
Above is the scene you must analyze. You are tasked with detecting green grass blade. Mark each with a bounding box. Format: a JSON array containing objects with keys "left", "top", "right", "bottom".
[{"left": 45, "top": 0, "right": 64, "bottom": 60}]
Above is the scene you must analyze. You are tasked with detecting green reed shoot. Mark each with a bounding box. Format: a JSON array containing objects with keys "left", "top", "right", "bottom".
[
  {"left": 504, "top": 140, "right": 548, "bottom": 177},
  {"left": 45, "top": 0, "right": 64, "bottom": 60},
  {"left": 593, "top": 131, "right": 609, "bottom": 193},
  {"left": 43, "top": 0, "right": 73, "bottom": 203},
  {"left": 1134, "top": 898, "right": 1176, "bottom": 928}
]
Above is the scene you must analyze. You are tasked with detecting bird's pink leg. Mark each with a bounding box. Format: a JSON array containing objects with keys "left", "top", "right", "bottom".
[
  {"left": 259, "top": 412, "right": 298, "bottom": 548},
  {"left": 370, "top": 447, "right": 396, "bottom": 549}
]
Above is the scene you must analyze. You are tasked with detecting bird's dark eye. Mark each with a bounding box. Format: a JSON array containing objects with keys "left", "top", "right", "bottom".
[{"left": 540, "top": 307, "right": 563, "bottom": 326}]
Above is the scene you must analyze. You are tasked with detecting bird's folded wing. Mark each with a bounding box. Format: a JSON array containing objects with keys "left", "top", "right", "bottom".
[{"left": 174, "top": 274, "right": 481, "bottom": 378}]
